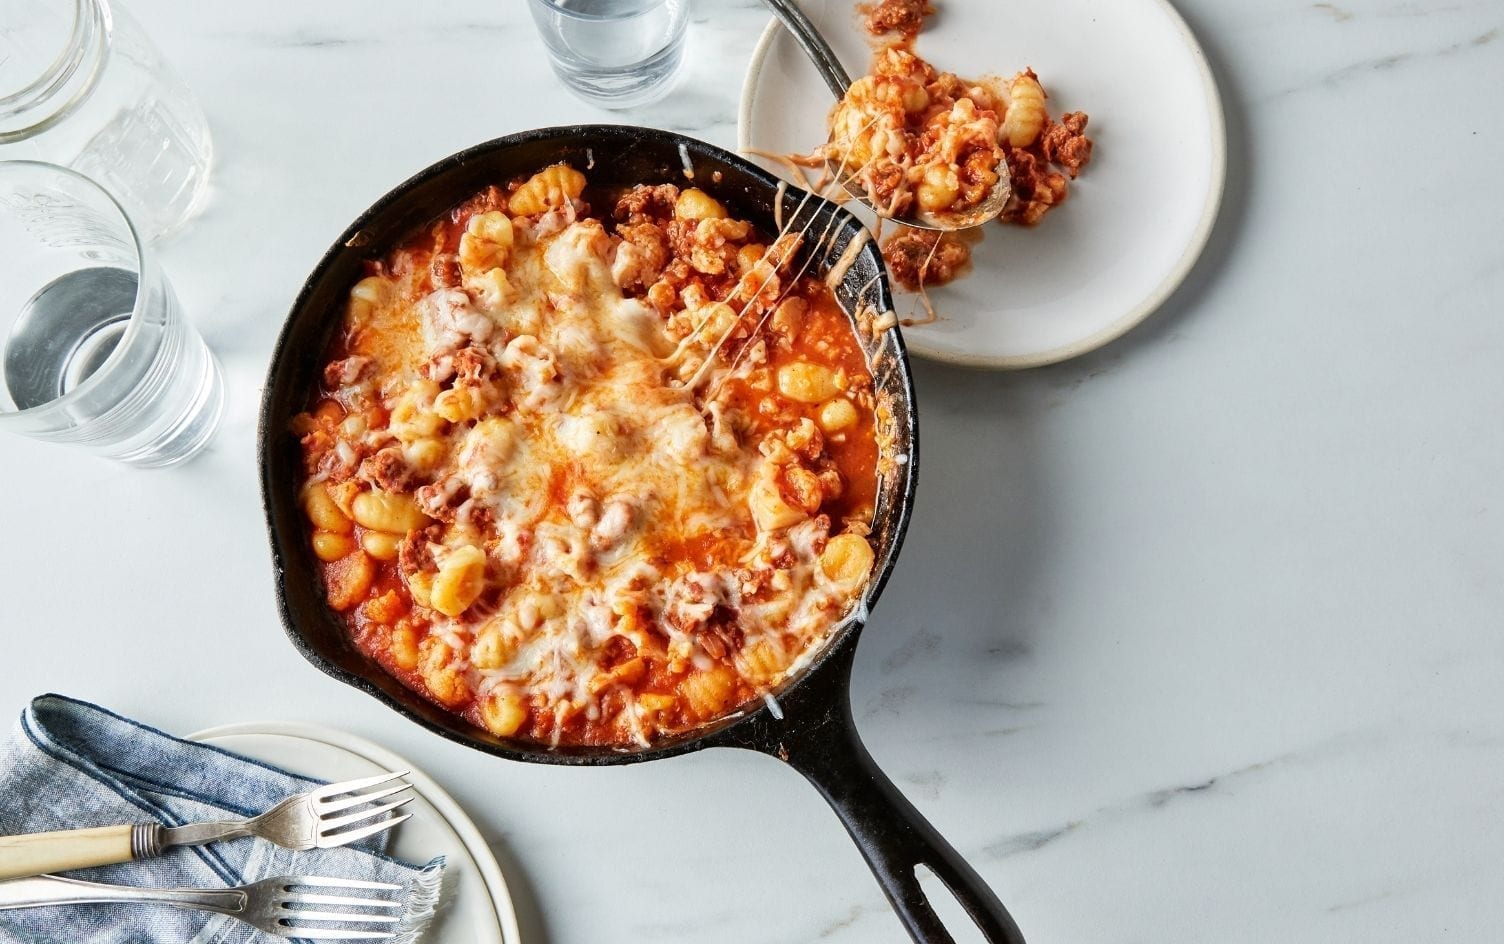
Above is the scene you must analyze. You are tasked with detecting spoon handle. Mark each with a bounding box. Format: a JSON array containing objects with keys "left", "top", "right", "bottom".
[{"left": 760, "top": 0, "right": 853, "bottom": 99}]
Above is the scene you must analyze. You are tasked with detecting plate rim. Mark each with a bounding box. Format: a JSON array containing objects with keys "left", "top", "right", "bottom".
[
  {"left": 188, "top": 720, "right": 523, "bottom": 944},
  {"left": 736, "top": 0, "right": 1228, "bottom": 370}
]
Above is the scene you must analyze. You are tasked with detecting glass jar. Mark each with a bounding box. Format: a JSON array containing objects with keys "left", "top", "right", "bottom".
[
  {"left": 0, "top": 161, "right": 224, "bottom": 465},
  {"left": 0, "top": 0, "right": 213, "bottom": 240}
]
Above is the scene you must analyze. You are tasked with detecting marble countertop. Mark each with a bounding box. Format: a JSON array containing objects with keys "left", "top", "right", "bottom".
[{"left": 3, "top": 0, "right": 1502, "bottom": 941}]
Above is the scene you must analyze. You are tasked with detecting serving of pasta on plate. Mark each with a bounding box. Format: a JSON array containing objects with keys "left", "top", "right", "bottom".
[
  {"left": 741, "top": 0, "right": 1226, "bottom": 367},
  {"left": 787, "top": 0, "right": 1095, "bottom": 320}
]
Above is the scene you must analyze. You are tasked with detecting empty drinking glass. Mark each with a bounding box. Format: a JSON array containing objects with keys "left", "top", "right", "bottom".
[
  {"left": 0, "top": 161, "right": 223, "bottom": 466},
  {"left": 0, "top": 0, "right": 214, "bottom": 241},
  {"left": 527, "top": 0, "right": 689, "bottom": 110}
]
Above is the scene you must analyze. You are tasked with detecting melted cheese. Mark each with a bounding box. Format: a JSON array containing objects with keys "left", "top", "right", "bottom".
[{"left": 315, "top": 193, "right": 877, "bottom": 747}]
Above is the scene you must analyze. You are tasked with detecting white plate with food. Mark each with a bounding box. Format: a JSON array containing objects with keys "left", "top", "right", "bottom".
[
  {"left": 739, "top": 0, "right": 1226, "bottom": 368},
  {"left": 190, "top": 722, "right": 521, "bottom": 944}
]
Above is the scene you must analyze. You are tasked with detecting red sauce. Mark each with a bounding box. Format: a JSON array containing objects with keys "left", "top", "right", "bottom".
[{"left": 296, "top": 179, "right": 880, "bottom": 747}]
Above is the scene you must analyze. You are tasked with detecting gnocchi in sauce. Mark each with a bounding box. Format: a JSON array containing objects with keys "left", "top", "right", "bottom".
[
  {"left": 293, "top": 167, "right": 880, "bottom": 748},
  {"left": 825, "top": 1, "right": 1095, "bottom": 294}
]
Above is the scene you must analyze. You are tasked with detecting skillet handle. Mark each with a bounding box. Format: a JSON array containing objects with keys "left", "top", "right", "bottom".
[{"left": 760, "top": 643, "right": 1026, "bottom": 944}]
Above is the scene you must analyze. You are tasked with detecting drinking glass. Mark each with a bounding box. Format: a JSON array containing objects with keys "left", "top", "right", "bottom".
[
  {"left": 527, "top": 0, "right": 689, "bottom": 110},
  {"left": 0, "top": 161, "right": 223, "bottom": 466},
  {"left": 0, "top": 0, "right": 214, "bottom": 241}
]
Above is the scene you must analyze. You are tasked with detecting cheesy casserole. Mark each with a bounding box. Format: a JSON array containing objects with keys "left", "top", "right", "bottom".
[
  {"left": 293, "top": 166, "right": 880, "bottom": 748},
  {"left": 824, "top": 45, "right": 1006, "bottom": 222}
]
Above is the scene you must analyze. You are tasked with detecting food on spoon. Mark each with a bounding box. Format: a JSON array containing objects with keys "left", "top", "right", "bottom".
[
  {"left": 291, "top": 167, "right": 881, "bottom": 748},
  {"left": 822, "top": 45, "right": 1006, "bottom": 224},
  {"left": 806, "top": 4, "right": 1096, "bottom": 304}
]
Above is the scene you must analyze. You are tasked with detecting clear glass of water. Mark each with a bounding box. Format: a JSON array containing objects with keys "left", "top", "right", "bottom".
[
  {"left": 0, "top": 0, "right": 214, "bottom": 241},
  {"left": 0, "top": 161, "right": 223, "bottom": 466},
  {"left": 527, "top": 0, "right": 689, "bottom": 110}
]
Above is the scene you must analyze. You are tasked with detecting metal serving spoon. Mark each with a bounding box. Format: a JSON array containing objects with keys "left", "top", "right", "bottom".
[{"left": 759, "top": 0, "right": 1011, "bottom": 231}]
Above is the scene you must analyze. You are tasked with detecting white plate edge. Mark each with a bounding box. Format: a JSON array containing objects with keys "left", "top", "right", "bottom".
[
  {"left": 735, "top": 0, "right": 1229, "bottom": 370},
  {"left": 187, "top": 721, "right": 523, "bottom": 944}
]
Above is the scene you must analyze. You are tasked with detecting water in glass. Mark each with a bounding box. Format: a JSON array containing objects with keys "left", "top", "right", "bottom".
[
  {"left": 528, "top": 0, "right": 688, "bottom": 109},
  {"left": 0, "top": 161, "right": 222, "bottom": 466}
]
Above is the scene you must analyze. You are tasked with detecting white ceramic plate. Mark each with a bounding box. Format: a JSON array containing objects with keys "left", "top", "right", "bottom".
[
  {"left": 189, "top": 722, "right": 521, "bottom": 944},
  {"left": 739, "top": 0, "right": 1226, "bottom": 368}
]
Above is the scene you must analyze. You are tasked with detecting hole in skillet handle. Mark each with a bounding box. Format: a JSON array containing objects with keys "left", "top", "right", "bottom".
[
  {"left": 707, "top": 640, "right": 1027, "bottom": 944},
  {"left": 256, "top": 120, "right": 1011, "bottom": 936},
  {"left": 916, "top": 865, "right": 996, "bottom": 944}
]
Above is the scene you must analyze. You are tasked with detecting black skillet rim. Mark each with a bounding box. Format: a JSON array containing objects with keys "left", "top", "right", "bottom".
[{"left": 258, "top": 124, "right": 919, "bottom": 766}]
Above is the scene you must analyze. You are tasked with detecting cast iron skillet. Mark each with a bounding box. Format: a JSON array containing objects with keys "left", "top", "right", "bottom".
[{"left": 259, "top": 125, "right": 1024, "bottom": 944}]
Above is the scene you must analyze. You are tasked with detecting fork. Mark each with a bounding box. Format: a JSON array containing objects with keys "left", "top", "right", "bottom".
[
  {"left": 0, "top": 873, "right": 405, "bottom": 940},
  {"left": 0, "top": 771, "right": 414, "bottom": 882}
]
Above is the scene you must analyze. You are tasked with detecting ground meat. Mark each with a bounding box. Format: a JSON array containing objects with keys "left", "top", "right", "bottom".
[
  {"left": 696, "top": 615, "right": 743, "bottom": 663},
  {"left": 453, "top": 498, "right": 495, "bottom": 536},
  {"left": 612, "top": 221, "right": 670, "bottom": 292},
  {"left": 735, "top": 566, "right": 774, "bottom": 600},
  {"left": 358, "top": 447, "right": 413, "bottom": 492},
  {"left": 397, "top": 525, "right": 441, "bottom": 579},
  {"left": 864, "top": 162, "right": 912, "bottom": 218},
  {"left": 454, "top": 185, "right": 508, "bottom": 223},
  {"left": 316, "top": 439, "right": 361, "bottom": 483},
  {"left": 425, "top": 344, "right": 496, "bottom": 385},
  {"left": 414, "top": 476, "right": 467, "bottom": 523},
  {"left": 430, "top": 251, "right": 461, "bottom": 289},
  {"left": 958, "top": 146, "right": 1002, "bottom": 206},
  {"left": 614, "top": 184, "right": 681, "bottom": 226},
  {"left": 861, "top": 0, "right": 934, "bottom": 38},
  {"left": 451, "top": 345, "right": 497, "bottom": 384},
  {"left": 881, "top": 228, "right": 972, "bottom": 290},
  {"left": 999, "top": 148, "right": 1069, "bottom": 226},
  {"left": 601, "top": 634, "right": 638, "bottom": 668},
  {"left": 670, "top": 217, "right": 751, "bottom": 278},
  {"left": 299, "top": 429, "right": 333, "bottom": 476},
  {"left": 323, "top": 356, "right": 370, "bottom": 388},
  {"left": 1040, "top": 111, "right": 1094, "bottom": 178}
]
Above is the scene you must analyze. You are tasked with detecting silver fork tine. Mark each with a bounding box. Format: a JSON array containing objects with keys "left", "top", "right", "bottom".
[
  {"left": 275, "top": 930, "right": 395, "bottom": 941},
  {"left": 282, "top": 877, "right": 403, "bottom": 891},
  {"left": 141, "top": 773, "right": 417, "bottom": 863},
  {"left": 280, "top": 909, "right": 401, "bottom": 924},
  {"left": 284, "top": 892, "right": 403, "bottom": 909},
  {"left": 319, "top": 813, "right": 413, "bottom": 848},
  {"left": 310, "top": 771, "right": 410, "bottom": 800},
  {"left": 316, "top": 782, "right": 412, "bottom": 814},
  {"left": 0, "top": 873, "right": 410, "bottom": 941},
  {"left": 271, "top": 875, "right": 405, "bottom": 940},
  {"left": 319, "top": 796, "right": 414, "bottom": 834}
]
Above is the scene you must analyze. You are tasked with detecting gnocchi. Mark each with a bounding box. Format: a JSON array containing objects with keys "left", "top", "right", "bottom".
[
  {"left": 458, "top": 211, "right": 514, "bottom": 275},
  {"left": 294, "top": 173, "right": 882, "bottom": 748},
  {"left": 674, "top": 188, "right": 728, "bottom": 221},
  {"left": 351, "top": 489, "right": 429, "bottom": 534},
  {"left": 508, "top": 163, "right": 586, "bottom": 216},
  {"left": 777, "top": 361, "right": 841, "bottom": 404},
  {"left": 430, "top": 545, "right": 487, "bottom": 617},
  {"left": 1001, "top": 69, "right": 1048, "bottom": 148}
]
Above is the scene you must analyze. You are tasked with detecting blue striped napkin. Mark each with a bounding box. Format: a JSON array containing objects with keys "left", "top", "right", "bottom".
[{"left": 0, "top": 695, "right": 443, "bottom": 943}]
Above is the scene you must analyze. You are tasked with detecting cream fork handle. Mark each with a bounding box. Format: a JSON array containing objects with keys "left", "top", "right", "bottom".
[{"left": 0, "top": 825, "right": 157, "bottom": 881}]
